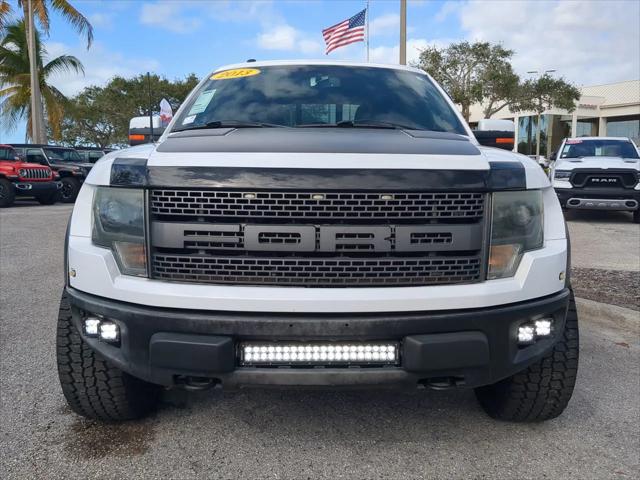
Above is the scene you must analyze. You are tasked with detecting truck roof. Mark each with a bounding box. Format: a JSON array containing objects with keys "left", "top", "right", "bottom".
[
  {"left": 566, "top": 136, "right": 632, "bottom": 142},
  {"left": 211, "top": 59, "right": 425, "bottom": 75}
]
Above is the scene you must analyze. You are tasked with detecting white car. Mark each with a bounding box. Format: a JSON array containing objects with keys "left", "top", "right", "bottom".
[
  {"left": 56, "top": 60, "right": 577, "bottom": 423},
  {"left": 551, "top": 136, "right": 640, "bottom": 222}
]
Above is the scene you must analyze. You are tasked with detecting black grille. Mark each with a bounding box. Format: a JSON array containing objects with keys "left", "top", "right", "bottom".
[
  {"left": 152, "top": 254, "right": 482, "bottom": 286},
  {"left": 571, "top": 170, "right": 638, "bottom": 189},
  {"left": 150, "top": 190, "right": 485, "bottom": 221},
  {"left": 20, "top": 168, "right": 50, "bottom": 180}
]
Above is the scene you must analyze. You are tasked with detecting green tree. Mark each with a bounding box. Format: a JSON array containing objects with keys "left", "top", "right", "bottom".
[
  {"left": 58, "top": 73, "right": 199, "bottom": 147},
  {"left": 518, "top": 74, "right": 581, "bottom": 115},
  {"left": 480, "top": 60, "right": 520, "bottom": 118},
  {"left": 0, "top": 20, "right": 83, "bottom": 140},
  {"left": 417, "top": 41, "right": 515, "bottom": 121},
  {"left": 517, "top": 73, "right": 581, "bottom": 157}
]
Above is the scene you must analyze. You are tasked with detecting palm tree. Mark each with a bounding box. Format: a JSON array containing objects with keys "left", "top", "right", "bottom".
[
  {"left": 0, "top": 20, "right": 84, "bottom": 140},
  {"left": 2, "top": 0, "right": 93, "bottom": 141}
]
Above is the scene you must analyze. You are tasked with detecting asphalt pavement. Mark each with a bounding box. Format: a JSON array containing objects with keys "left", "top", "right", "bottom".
[{"left": 1, "top": 201, "right": 638, "bottom": 480}]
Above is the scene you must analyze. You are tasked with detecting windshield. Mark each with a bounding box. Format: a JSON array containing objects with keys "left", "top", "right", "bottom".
[
  {"left": 172, "top": 65, "right": 467, "bottom": 134},
  {"left": 560, "top": 139, "right": 639, "bottom": 159},
  {"left": 43, "top": 148, "right": 83, "bottom": 162},
  {"left": 0, "top": 147, "right": 17, "bottom": 161}
]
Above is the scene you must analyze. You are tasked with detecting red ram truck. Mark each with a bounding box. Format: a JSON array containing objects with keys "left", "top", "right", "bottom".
[{"left": 0, "top": 144, "right": 61, "bottom": 207}]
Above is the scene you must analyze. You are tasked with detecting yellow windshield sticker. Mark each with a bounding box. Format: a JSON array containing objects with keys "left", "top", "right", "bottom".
[{"left": 211, "top": 68, "right": 261, "bottom": 80}]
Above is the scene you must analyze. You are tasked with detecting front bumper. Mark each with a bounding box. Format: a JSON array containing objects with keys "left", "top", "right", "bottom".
[
  {"left": 555, "top": 187, "right": 640, "bottom": 211},
  {"left": 66, "top": 286, "right": 571, "bottom": 390},
  {"left": 13, "top": 180, "right": 62, "bottom": 196}
]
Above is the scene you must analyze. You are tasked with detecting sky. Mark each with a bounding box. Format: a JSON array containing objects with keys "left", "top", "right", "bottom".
[{"left": 1, "top": 0, "right": 639, "bottom": 143}]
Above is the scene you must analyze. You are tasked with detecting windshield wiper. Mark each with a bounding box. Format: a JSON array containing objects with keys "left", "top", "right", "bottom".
[
  {"left": 173, "top": 120, "right": 287, "bottom": 132},
  {"left": 296, "top": 120, "right": 419, "bottom": 130}
]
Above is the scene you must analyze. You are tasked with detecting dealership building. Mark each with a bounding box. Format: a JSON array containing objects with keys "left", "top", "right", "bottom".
[{"left": 469, "top": 79, "right": 640, "bottom": 157}]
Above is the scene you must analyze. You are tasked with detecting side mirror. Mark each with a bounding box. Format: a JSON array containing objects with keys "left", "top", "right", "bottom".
[
  {"left": 474, "top": 119, "right": 515, "bottom": 151},
  {"left": 128, "top": 115, "right": 165, "bottom": 146}
]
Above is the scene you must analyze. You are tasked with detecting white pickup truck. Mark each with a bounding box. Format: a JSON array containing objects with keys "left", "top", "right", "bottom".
[
  {"left": 552, "top": 136, "right": 640, "bottom": 223},
  {"left": 56, "top": 60, "right": 578, "bottom": 423}
]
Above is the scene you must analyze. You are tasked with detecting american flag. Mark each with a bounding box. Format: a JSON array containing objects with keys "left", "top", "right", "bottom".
[{"left": 322, "top": 9, "right": 366, "bottom": 55}]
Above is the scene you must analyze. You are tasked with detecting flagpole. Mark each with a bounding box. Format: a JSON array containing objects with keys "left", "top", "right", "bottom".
[
  {"left": 400, "top": 0, "right": 407, "bottom": 65},
  {"left": 366, "top": 0, "right": 370, "bottom": 62}
]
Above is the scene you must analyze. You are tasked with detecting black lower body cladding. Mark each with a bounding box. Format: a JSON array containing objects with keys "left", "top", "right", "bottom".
[
  {"left": 555, "top": 187, "right": 640, "bottom": 210},
  {"left": 64, "top": 286, "right": 570, "bottom": 390}
]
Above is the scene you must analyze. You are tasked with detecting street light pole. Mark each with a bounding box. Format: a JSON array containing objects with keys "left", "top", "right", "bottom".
[
  {"left": 27, "top": 0, "right": 46, "bottom": 143},
  {"left": 399, "top": 0, "right": 407, "bottom": 65}
]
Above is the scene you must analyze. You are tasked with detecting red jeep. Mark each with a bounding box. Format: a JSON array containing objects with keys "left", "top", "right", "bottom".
[{"left": 0, "top": 144, "right": 61, "bottom": 207}]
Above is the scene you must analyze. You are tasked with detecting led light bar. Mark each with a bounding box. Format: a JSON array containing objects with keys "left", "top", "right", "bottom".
[{"left": 239, "top": 342, "right": 400, "bottom": 366}]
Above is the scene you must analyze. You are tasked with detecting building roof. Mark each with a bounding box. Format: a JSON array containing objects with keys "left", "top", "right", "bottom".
[{"left": 581, "top": 80, "right": 640, "bottom": 108}]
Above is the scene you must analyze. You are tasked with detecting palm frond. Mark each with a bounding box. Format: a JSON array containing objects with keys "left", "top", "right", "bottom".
[
  {"left": 0, "top": 1, "right": 11, "bottom": 28},
  {"left": 43, "top": 54, "right": 84, "bottom": 77},
  {"left": 50, "top": 0, "right": 93, "bottom": 48}
]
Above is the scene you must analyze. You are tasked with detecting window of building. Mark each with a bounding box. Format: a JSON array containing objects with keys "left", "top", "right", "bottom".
[{"left": 607, "top": 116, "right": 640, "bottom": 144}]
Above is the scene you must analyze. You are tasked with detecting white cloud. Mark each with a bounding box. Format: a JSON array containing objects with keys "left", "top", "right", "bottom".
[
  {"left": 45, "top": 42, "right": 160, "bottom": 96},
  {"left": 434, "top": 1, "right": 459, "bottom": 22},
  {"left": 256, "top": 24, "right": 322, "bottom": 55},
  {"left": 88, "top": 12, "right": 113, "bottom": 28},
  {"left": 369, "top": 13, "right": 399, "bottom": 37},
  {"left": 453, "top": 0, "right": 640, "bottom": 85},
  {"left": 369, "top": 38, "right": 455, "bottom": 65},
  {"left": 139, "top": 2, "right": 201, "bottom": 33}
]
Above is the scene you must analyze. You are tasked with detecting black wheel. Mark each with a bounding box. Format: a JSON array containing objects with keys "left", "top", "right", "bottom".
[
  {"left": 475, "top": 290, "right": 579, "bottom": 422},
  {"left": 36, "top": 191, "right": 59, "bottom": 205},
  {"left": 0, "top": 178, "right": 15, "bottom": 207},
  {"left": 60, "top": 177, "right": 80, "bottom": 203},
  {"left": 633, "top": 209, "right": 640, "bottom": 224},
  {"left": 56, "top": 291, "right": 161, "bottom": 421}
]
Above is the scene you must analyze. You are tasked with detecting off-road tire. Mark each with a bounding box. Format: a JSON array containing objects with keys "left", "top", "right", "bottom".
[
  {"left": 36, "top": 191, "right": 59, "bottom": 205},
  {"left": 633, "top": 209, "right": 640, "bottom": 224},
  {"left": 475, "top": 290, "right": 579, "bottom": 422},
  {"left": 0, "top": 178, "right": 15, "bottom": 207},
  {"left": 60, "top": 177, "right": 80, "bottom": 203},
  {"left": 56, "top": 291, "right": 161, "bottom": 421}
]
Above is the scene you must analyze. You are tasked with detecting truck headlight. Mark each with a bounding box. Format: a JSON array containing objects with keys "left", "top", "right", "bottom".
[
  {"left": 553, "top": 170, "right": 571, "bottom": 180},
  {"left": 488, "top": 190, "right": 543, "bottom": 279},
  {"left": 92, "top": 187, "right": 147, "bottom": 277}
]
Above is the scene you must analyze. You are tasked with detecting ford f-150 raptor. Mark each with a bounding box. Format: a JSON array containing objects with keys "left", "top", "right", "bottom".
[
  {"left": 57, "top": 61, "right": 578, "bottom": 422},
  {"left": 551, "top": 136, "right": 640, "bottom": 222}
]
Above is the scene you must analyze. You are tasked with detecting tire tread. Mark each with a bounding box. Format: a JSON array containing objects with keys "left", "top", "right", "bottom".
[
  {"left": 475, "top": 290, "right": 579, "bottom": 422},
  {"left": 56, "top": 291, "right": 159, "bottom": 421}
]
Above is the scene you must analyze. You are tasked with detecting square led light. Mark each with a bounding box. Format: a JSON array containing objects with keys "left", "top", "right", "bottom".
[
  {"left": 239, "top": 342, "right": 399, "bottom": 366},
  {"left": 517, "top": 325, "right": 535, "bottom": 344},
  {"left": 84, "top": 317, "right": 101, "bottom": 336},
  {"left": 535, "top": 319, "right": 553, "bottom": 336},
  {"left": 99, "top": 321, "right": 120, "bottom": 342}
]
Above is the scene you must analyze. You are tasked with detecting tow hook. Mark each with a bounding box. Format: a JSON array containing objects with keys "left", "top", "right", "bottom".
[
  {"left": 175, "top": 375, "right": 219, "bottom": 391},
  {"left": 420, "top": 377, "right": 466, "bottom": 390}
]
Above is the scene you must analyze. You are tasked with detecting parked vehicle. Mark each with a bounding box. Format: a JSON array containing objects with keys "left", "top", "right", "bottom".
[
  {"left": 551, "top": 136, "right": 640, "bottom": 222},
  {"left": 9, "top": 144, "right": 93, "bottom": 203},
  {"left": 58, "top": 61, "right": 578, "bottom": 423},
  {"left": 75, "top": 147, "right": 116, "bottom": 163},
  {"left": 0, "top": 144, "right": 61, "bottom": 207}
]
